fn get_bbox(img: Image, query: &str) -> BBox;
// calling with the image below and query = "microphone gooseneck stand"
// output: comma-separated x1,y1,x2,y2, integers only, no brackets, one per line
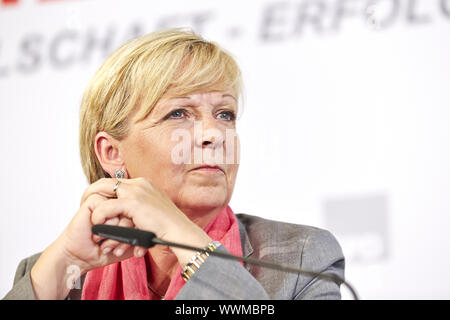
92,224,359,300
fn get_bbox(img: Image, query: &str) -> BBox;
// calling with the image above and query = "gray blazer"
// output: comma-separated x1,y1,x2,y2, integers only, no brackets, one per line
3,213,345,300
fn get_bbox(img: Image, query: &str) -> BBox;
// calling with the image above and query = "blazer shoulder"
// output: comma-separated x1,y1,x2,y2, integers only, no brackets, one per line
236,213,344,272
13,252,42,285
236,213,328,244
235,213,344,299
2,252,42,300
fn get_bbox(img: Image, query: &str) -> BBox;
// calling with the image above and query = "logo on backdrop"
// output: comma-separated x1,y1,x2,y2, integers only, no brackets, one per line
323,193,390,263
1,0,450,78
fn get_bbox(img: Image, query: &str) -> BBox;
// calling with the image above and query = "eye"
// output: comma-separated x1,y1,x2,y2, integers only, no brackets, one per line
217,111,236,121
164,108,188,120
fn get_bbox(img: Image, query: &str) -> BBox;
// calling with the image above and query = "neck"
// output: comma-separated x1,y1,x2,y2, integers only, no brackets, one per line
180,205,225,230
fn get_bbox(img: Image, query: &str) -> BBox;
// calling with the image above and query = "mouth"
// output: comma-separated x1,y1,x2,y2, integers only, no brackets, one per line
189,165,225,174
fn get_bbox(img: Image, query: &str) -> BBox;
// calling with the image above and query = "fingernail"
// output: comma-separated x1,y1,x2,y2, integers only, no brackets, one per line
115,248,124,257
102,248,112,255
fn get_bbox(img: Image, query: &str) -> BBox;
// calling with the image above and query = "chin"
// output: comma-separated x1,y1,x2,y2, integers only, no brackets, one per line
178,187,229,212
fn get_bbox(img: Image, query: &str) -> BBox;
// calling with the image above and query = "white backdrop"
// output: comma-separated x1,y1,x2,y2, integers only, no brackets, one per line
1,0,450,299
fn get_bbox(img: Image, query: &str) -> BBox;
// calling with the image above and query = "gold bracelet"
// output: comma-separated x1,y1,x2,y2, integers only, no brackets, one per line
181,241,221,282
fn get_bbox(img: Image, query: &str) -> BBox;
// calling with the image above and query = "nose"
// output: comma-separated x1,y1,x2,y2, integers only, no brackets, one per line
194,116,225,149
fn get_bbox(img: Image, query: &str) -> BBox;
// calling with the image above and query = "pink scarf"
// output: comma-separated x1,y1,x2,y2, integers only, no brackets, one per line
81,205,243,300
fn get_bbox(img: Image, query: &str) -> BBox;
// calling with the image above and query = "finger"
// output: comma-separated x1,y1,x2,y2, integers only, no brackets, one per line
100,238,123,254
98,243,134,266
79,193,109,230
91,198,132,225
113,218,134,257
101,217,134,256
92,216,120,243
82,193,108,215
80,178,112,206
133,246,148,258
112,243,130,258
80,178,129,205
76,193,108,243
105,217,120,225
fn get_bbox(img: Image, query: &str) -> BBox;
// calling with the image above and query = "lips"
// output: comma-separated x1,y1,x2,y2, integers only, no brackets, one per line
190,165,225,173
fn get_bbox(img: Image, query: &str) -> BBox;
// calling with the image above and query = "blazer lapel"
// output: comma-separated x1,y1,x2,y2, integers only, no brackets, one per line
237,217,254,258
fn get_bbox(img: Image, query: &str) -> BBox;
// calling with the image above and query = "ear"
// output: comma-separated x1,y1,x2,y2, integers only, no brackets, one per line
94,132,128,178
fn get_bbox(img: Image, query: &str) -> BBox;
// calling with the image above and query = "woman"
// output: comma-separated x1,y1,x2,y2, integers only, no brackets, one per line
3,29,345,300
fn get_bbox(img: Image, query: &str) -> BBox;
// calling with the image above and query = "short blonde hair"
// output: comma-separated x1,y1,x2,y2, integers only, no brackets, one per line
79,29,242,183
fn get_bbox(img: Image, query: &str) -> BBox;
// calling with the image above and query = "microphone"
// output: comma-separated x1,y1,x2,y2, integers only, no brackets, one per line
92,224,359,300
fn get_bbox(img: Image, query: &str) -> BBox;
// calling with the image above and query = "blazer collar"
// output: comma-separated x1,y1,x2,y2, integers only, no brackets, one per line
237,217,254,258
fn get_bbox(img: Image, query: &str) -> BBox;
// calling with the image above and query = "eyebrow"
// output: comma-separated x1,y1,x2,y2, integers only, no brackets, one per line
222,94,237,101
173,94,237,101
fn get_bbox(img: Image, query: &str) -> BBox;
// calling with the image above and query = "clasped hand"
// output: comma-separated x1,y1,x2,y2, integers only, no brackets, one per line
60,177,207,275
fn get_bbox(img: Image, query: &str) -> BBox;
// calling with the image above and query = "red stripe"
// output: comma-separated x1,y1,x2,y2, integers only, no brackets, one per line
1,0,19,5
38,0,78,2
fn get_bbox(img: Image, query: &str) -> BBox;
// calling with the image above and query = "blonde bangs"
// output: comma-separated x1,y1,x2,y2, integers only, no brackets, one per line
133,37,242,122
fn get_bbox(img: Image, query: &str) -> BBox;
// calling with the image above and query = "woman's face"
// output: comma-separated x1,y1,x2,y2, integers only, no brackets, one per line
119,89,240,217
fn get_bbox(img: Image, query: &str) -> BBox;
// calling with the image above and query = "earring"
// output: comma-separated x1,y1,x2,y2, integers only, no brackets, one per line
114,169,125,179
